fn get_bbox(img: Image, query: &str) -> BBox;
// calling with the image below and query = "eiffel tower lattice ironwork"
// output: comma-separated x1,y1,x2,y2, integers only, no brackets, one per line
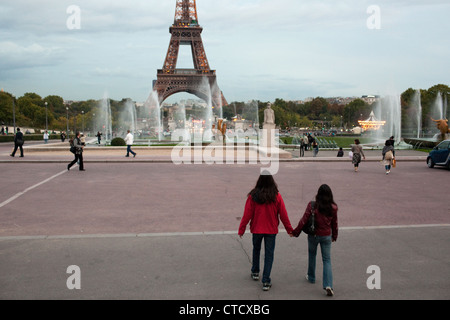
152,0,227,108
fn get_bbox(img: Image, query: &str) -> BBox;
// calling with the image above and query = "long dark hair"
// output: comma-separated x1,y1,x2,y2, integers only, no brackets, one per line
315,184,336,217
248,173,279,204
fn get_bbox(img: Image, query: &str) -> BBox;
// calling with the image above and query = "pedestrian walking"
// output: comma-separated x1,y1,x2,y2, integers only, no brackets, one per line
351,139,365,172
312,139,319,157
238,172,294,291
125,130,136,157
292,184,338,297
382,140,395,174
60,131,66,142
299,136,305,157
10,128,24,157
43,130,49,144
96,131,102,144
307,133,314,151
385,136,395,146
67,131,85,171
302,134,308,151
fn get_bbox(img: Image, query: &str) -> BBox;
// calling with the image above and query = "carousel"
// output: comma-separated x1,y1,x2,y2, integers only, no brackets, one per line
358,111,386,131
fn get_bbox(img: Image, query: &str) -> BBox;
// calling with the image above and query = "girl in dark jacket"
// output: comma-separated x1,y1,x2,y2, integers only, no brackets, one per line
382,140,395,174
293,184,338,296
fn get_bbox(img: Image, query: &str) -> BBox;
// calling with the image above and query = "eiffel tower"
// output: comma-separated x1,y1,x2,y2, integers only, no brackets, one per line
152,0,227,108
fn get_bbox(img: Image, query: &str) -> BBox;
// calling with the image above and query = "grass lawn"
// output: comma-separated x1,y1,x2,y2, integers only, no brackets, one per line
332,136,371,148
281,136,371,148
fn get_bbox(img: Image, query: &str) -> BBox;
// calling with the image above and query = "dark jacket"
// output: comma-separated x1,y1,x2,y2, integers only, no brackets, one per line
293,201,338,241
73,136,83,154
14,131,24,145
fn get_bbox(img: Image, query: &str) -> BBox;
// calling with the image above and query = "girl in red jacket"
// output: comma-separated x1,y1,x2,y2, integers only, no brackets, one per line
238,172,293,291
293,184,338,296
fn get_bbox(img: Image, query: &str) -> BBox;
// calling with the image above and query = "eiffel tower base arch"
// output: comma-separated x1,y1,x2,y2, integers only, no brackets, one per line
152,71,227,109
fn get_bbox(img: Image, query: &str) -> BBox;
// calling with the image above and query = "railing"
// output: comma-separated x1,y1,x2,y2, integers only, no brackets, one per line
157,69,216,75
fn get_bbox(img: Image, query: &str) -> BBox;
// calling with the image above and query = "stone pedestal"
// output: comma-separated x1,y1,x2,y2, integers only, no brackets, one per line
261,123,276,149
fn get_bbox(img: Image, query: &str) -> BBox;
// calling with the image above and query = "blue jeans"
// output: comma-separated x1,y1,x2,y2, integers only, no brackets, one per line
307,235,333,289
127,145,136,156
252,234,276,284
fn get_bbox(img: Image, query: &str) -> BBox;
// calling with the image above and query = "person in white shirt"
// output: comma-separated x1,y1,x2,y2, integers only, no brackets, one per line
43,131,49,144
124,130,136,158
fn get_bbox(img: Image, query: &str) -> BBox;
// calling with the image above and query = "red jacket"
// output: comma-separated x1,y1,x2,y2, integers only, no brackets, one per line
239,193,294,236
293,201,338,241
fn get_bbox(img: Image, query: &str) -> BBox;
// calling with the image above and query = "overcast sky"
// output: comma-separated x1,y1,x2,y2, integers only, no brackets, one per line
0,0,449,103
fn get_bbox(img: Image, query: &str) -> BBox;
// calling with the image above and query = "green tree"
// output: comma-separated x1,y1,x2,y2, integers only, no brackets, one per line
0,91,16,125
343,99,369,127
44,95,65,117
309,97,329,119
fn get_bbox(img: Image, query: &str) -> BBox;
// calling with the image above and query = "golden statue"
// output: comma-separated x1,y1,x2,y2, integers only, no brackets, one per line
431,118,449,140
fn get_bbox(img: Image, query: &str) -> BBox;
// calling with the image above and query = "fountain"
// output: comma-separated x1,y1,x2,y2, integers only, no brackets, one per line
119,99,138,136
411,90,422,139
424,91,448,142
402,91,448,148
96,93,113,143
433,91,444,120
200,77,214,141
145,90,163,141
370,94,407,148
210,79,223,120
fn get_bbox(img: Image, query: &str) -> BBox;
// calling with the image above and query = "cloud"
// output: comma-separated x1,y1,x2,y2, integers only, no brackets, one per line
0,0,172,36
92,67,141,78
0,0,448,102
0,41,65,70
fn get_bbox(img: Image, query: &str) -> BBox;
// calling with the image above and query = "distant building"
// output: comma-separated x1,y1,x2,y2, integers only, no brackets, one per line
361,95,380,105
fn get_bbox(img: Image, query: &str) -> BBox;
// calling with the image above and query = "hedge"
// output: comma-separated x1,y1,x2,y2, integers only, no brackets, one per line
0,134,62,143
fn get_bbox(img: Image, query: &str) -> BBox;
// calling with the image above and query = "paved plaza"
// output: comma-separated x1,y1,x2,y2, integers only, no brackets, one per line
0,141,449,300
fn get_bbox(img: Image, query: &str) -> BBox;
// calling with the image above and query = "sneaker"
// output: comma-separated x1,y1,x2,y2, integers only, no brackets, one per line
262,283,272,291
305,274,314,283
251,273,259,281
325,287,334,296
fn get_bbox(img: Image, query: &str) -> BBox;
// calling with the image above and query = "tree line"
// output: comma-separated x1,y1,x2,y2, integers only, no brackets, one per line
0,83,448,133
223,84,449,131
0,92,139,133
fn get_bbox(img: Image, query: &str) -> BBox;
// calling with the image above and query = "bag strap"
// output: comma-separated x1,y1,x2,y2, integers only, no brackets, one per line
310,201,315,213
310,201,316,232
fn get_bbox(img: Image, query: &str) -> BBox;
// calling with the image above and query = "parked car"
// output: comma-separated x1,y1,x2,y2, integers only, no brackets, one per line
427,139,450,169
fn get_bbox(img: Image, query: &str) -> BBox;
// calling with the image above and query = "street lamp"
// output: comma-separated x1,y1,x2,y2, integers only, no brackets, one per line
45,101,48,131
82,110,85,133
12,98,16,134
66,107,69,135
